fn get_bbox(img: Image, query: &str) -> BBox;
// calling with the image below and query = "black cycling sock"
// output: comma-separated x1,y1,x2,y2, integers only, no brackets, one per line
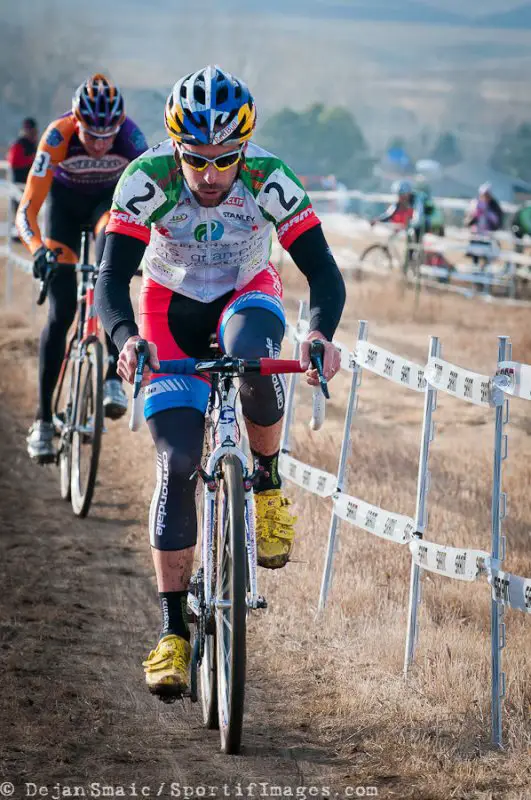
159,590,190,642
252,449,282,493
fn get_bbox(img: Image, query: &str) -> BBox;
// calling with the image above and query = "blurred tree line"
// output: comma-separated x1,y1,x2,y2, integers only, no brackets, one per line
257,103,373,185
490,123,531,183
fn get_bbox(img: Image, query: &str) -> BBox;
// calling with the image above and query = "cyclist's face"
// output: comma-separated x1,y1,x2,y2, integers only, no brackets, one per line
78,127,117,157
176,142,243,207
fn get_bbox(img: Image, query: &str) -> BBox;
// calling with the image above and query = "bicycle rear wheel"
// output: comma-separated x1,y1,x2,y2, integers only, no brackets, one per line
216,454,247,754
70,338,104,517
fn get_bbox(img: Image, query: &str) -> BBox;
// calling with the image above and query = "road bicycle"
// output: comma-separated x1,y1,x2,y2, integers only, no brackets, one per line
130,339,328,754
41,226,104,517
359,224,409,273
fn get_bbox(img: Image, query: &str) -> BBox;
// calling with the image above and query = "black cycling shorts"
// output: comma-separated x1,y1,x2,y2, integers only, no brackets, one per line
44,180,115,256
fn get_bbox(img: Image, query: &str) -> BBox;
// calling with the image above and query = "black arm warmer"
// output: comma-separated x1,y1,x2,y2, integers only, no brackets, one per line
287,224,346,340
95,232,146,351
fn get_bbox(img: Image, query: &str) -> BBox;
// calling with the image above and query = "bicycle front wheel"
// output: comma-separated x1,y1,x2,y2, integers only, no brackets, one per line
198,429,219,729
70,338,104,517
216,454,247,754
54,339,77,502
359,244,393,272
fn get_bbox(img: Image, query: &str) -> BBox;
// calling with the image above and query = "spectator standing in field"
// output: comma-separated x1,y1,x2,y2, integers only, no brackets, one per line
465,183,504,270
465,182,503,234
7,117,39,238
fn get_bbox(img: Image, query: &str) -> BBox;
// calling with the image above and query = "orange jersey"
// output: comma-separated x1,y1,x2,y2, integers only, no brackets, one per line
16,113,146,255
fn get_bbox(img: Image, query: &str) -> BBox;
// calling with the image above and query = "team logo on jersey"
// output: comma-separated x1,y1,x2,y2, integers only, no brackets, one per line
222,211,255,224
129,128,148,152
46,128,64,147
194,221,224,242
224,196,244,208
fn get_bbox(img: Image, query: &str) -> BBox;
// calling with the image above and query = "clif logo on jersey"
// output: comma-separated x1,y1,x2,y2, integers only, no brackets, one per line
224,196,244,208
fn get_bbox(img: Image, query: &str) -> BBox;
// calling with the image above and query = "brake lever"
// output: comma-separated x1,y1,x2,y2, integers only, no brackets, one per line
133,339,150,399
36,251,59,306
309,339,330,399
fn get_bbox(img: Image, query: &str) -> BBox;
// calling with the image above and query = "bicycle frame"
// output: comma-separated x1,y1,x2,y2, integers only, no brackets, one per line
198,372,261,623
53,232,100,425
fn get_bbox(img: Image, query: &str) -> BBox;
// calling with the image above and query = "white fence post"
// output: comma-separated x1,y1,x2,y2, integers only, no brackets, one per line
404,336,440,675
318,319,367,612
5,179,14,306
280,300,308,456
490,335,511,749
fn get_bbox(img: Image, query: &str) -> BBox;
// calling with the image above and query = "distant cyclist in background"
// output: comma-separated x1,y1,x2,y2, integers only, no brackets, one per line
7,117,38,237
16,74,148,462
511,200,531,253
370,179,413,228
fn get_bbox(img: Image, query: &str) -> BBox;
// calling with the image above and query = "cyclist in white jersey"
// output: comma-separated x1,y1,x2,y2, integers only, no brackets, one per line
96,66,345,697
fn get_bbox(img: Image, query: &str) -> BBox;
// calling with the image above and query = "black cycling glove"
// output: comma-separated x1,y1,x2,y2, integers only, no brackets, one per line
33,246,57,280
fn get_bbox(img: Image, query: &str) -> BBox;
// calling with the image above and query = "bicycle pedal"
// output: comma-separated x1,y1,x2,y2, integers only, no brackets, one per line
256,595,268,609
150,685,186,704
31,453,56,466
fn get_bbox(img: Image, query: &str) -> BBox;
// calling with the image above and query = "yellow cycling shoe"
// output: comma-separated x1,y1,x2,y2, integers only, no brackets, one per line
142,634,191,698
254,489,297,569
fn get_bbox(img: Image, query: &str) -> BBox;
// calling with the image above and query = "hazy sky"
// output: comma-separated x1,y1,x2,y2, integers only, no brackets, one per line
0,0,528,25
422,0,524,13
2,0,530,156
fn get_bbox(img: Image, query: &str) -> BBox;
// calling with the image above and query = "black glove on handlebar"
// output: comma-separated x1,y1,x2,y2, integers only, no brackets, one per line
33,246,57,280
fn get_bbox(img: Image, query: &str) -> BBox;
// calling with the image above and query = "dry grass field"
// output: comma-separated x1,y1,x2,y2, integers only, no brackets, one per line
0,232,530,798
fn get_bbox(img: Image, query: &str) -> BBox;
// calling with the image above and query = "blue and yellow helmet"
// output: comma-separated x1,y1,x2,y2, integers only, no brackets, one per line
165,65,256,146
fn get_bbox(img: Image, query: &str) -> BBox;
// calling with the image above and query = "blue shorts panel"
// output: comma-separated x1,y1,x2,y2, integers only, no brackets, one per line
144,374,210,420
218,291,286,352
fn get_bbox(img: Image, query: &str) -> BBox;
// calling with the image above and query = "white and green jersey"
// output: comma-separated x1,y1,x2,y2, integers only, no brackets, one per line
107,140,320,302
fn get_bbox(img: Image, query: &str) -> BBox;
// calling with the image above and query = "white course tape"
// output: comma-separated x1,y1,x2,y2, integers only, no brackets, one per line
426,357,497,407
285,321,353,374
279,453,337,497
333,491,416,544
354,339,426,392
420,265,511,288
0,244,33,275
495,361,531,402
410,539,489,582
0,179,24,200
488,569,531,614
334,339,354,372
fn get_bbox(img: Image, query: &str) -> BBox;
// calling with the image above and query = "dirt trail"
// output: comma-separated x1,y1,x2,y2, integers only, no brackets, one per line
1,247,531,799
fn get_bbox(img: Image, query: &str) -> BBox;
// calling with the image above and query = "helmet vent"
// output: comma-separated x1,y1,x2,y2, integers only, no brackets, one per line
194,86,206,105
